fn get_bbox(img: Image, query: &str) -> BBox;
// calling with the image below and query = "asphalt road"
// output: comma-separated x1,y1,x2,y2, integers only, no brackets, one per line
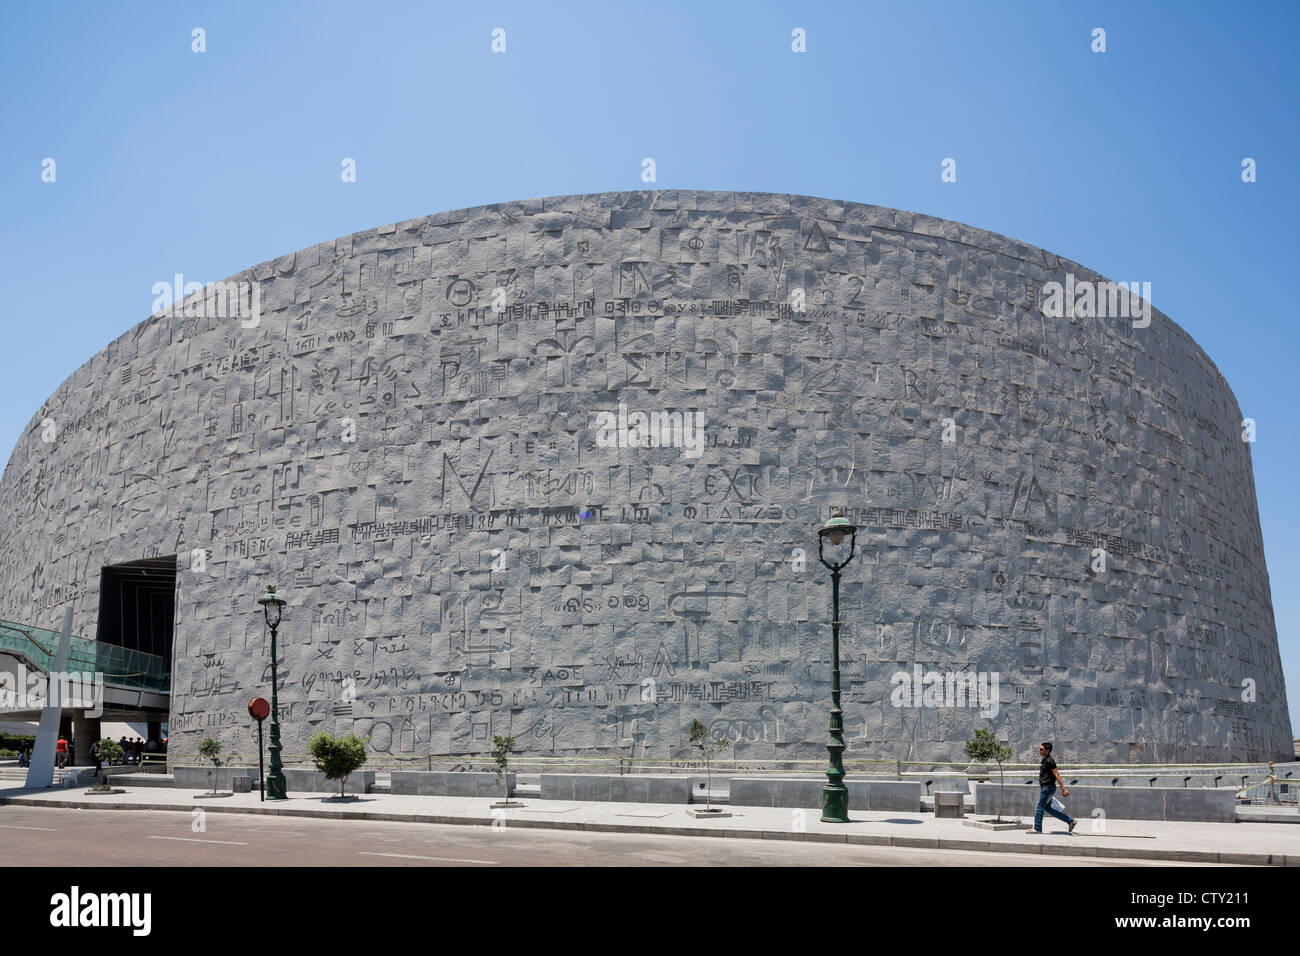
0,805,1217,866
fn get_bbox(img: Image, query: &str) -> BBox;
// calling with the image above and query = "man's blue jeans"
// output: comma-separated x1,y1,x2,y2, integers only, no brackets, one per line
1034,784,1075,831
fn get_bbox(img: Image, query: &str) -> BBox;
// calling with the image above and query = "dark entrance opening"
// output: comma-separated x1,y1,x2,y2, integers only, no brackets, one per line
95,557,177,670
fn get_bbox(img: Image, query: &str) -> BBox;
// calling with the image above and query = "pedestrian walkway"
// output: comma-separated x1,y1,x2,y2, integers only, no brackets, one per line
2,783,1296,865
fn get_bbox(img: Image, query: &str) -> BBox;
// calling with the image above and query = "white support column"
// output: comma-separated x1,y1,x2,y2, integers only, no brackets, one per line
24,607,72,789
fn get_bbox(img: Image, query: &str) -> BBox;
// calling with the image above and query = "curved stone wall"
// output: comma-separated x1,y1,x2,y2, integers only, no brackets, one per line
0,191,1289,764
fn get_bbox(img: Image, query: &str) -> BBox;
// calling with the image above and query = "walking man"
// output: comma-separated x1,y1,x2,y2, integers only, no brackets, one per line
1028,742,1077,834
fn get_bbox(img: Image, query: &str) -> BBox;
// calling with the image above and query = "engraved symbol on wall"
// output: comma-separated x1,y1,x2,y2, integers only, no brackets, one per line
727,265,746,294
338,262,379,318
447,278,476,308
1009,473,1057,523
802,360,848,395
271,464,303,512
535,328,594,389
440,336,488,394
698,328,740,388
618,263,651,297
803,444,860,501
709,706,780,746
945,277,1001,320
441,594,511,668
572,264,596,299
668,583,746,666
803,221,831,252
739,231,788,291
440,450,495,508
365,716,417,754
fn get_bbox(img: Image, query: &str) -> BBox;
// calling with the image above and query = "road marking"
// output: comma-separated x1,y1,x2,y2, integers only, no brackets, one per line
148,836,249,846
0,824,58,831
358,851,497,865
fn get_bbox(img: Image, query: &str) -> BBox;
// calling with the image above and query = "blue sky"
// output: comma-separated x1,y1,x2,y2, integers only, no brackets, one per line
1,1,1296,734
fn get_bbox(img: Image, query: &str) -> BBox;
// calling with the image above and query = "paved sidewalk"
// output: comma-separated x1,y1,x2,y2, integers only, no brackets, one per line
2,784,1296,865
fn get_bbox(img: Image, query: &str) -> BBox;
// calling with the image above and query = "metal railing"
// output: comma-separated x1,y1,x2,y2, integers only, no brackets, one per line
1235,771,1299,806
154,752,1297,781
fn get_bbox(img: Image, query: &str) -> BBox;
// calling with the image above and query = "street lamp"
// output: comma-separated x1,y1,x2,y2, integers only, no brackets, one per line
817,507,858,823
257,584,288,800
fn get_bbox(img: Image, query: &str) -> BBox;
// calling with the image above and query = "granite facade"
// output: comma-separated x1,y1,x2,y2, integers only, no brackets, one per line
0,191,1288,765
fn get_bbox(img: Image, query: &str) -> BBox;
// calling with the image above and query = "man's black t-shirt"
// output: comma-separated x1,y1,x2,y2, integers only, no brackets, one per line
1039,755,1057,786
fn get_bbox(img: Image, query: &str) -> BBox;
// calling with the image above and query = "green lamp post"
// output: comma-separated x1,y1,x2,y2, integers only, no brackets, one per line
817,507,858,823
258,584,289,800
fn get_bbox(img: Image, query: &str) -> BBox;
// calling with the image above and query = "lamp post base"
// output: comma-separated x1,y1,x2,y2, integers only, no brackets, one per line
265,775,287,800
821,784,849,823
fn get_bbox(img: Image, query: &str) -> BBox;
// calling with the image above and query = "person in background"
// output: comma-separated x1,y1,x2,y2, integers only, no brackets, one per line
55,735,68,768
118,736,129,766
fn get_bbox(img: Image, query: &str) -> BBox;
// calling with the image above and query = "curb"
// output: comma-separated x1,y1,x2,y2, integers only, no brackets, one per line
4,794,1292,865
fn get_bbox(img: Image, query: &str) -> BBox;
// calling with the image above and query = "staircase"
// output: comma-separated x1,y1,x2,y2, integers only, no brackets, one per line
0,763,98,789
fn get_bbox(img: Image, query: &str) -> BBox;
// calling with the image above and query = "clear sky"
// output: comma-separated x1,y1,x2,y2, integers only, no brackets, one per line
1,1,1296,735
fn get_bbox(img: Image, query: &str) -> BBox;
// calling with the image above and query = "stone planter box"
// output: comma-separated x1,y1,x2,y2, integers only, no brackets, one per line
283,767,374,795
109,773,174,788
729,777,922,811
972,783,1236,822
390,770,513,798
540,774,693,804
173,766,259,791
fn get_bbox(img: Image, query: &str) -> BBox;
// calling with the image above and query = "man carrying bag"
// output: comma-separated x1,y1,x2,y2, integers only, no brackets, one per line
1027,742,1077,834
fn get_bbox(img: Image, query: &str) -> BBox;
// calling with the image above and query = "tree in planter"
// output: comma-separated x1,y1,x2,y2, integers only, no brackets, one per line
87,739,125,791
491,734,518,805
96,738,124,767
687,719,730,812
198,738,223,794
308,731,367,798
964,728,1014,823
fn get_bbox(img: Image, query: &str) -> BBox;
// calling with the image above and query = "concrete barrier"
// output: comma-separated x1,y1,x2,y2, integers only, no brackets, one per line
729,777,922,811
972,783,1236,822
934,791,964,818
174,765,374,794
283,767,374,795
173,766,259,791
390,771,513,798
110,773,174,788
540,774,693,804
175,764,374,790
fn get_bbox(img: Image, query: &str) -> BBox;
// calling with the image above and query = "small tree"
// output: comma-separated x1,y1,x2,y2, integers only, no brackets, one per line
491,734,517,803
687,719,730,811
308,731,367,798
965,728,1014,823
97,738,124,767
198,738,223,794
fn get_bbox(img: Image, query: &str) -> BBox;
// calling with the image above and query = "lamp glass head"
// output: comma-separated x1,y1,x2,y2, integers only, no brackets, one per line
818,510,856,546
258,584,285,625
